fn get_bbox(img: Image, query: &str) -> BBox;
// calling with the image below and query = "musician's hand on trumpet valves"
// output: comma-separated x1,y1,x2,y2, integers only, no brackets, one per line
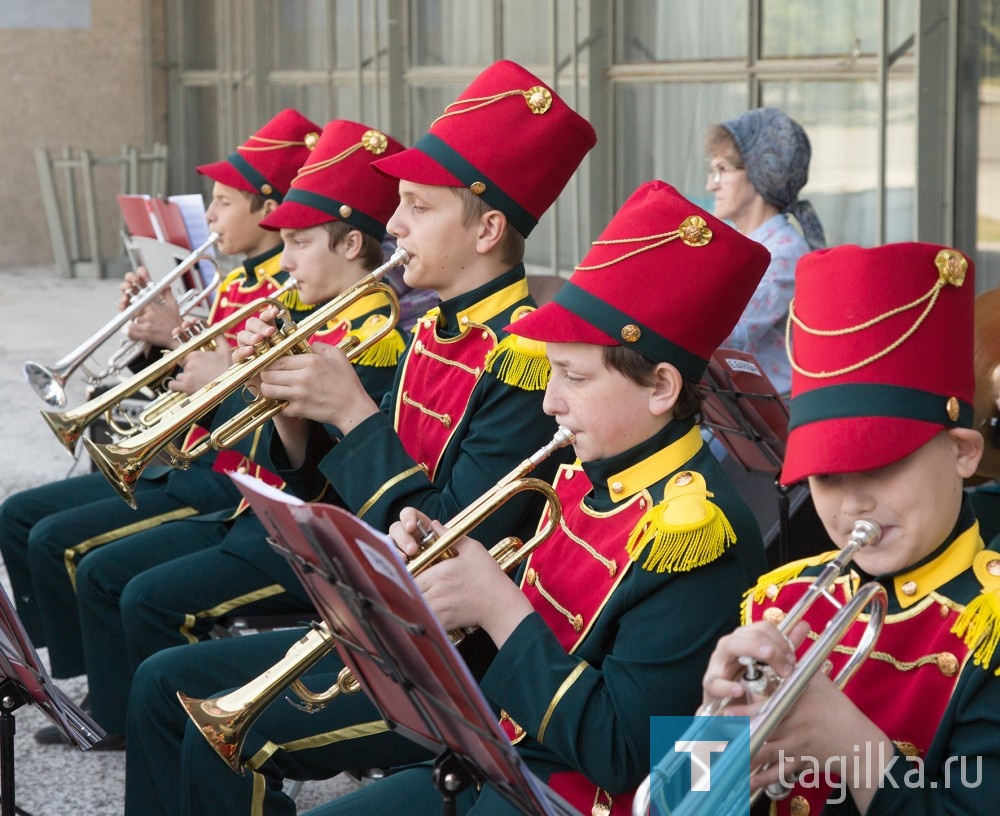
167,341,234,395
118,265,185,350
390,508,534,649
700,618,894,811
233,306,381,463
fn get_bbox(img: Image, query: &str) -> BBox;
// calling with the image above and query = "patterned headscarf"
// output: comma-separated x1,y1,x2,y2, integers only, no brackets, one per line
722,107,826,250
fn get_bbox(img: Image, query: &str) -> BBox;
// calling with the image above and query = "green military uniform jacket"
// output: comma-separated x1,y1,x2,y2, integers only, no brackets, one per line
476,418,767,815
744,497,1000,816
273,264,572,550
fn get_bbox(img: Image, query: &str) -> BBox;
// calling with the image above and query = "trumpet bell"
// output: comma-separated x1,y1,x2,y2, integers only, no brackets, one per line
23,361,68,408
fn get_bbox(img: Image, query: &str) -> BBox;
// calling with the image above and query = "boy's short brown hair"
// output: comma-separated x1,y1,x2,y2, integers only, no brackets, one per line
602,345,703,423
452,187,526,267
321,221,386,272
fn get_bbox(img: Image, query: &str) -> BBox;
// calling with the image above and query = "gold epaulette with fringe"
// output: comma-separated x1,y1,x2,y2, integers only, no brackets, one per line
484,306,550,391
346,314,405,368
951,549,1000,675
740,550,840,624
276,284,315,314
624,471,736,573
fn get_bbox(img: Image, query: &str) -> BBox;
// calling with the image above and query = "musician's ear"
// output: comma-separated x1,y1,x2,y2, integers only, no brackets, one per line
649,363,682,417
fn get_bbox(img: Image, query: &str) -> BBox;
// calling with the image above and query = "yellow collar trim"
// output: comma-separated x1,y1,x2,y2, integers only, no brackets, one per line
605,425,704,504
454,278,530,328
253,251,283,278
893,523,983,608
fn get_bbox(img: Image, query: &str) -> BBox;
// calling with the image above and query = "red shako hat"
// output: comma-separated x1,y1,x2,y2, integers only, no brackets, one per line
258,120,404,239
508,180,770,382
780,242,974,485
196,108,322,202
371,60,596,238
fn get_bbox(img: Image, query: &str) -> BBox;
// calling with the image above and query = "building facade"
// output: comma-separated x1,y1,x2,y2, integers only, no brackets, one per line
1,0,997,289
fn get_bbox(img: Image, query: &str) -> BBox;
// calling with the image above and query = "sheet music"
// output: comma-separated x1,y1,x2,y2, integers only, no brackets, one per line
168,193,217,286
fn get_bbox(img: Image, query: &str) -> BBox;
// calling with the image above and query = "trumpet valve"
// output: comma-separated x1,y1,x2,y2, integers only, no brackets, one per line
739,655,779,698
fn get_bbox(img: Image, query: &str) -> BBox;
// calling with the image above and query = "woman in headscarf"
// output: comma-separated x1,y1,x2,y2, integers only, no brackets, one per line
705,107,825,397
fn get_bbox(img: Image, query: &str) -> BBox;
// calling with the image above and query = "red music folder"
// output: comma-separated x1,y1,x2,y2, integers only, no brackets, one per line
229,472,578,816
116,194,192,249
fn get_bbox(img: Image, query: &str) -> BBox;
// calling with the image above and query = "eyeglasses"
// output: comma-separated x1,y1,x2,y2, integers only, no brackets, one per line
707,165,744,186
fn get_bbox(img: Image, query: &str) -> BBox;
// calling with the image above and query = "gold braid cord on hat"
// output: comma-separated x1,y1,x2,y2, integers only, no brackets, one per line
573,216,713,272
239,132,321,153
429,85,553,130
785,249,967,379
294,130,389,180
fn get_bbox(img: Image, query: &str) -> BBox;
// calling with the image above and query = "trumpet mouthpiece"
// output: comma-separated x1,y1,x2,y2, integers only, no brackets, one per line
851,519,881,548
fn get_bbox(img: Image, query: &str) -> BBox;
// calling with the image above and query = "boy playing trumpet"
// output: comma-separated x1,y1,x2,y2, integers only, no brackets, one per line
700,243,1000,814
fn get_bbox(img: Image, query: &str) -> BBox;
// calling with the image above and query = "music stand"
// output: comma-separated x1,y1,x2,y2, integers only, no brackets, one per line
231,473,578,816
0,585,105,816
700,348,794,565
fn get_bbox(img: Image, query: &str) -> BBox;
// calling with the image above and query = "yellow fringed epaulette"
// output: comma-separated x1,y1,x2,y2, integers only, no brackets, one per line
951,550,1000,675
739,550,840,624
485,333,550,391
624,471,735,573
485,307,550,391
271,281,315,313
346,314,405,368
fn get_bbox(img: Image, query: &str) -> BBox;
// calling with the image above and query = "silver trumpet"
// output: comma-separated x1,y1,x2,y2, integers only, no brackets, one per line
633,519,888,816
23,232,221,408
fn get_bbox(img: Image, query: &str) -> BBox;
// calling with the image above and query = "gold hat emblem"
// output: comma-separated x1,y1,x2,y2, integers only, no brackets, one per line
260,183,273,196
339,204,353,219
621,324,641,343
524,86,552,115
361,129,388,155
469,181,486,196
935,249,967,287
304,131,320,150
679,215,712,247
946,396,960,422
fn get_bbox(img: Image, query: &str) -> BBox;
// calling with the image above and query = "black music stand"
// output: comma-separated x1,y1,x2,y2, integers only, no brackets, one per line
0,585,105,816
700,348,794,565
231,473,579,816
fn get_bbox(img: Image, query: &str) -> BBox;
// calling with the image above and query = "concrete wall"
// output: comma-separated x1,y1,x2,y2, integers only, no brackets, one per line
0,0,164,273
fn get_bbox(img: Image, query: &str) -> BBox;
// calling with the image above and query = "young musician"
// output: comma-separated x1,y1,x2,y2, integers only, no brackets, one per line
0,110,321,749
292,180,770,815
700,242,1000,814
65,119,408,748
122,59,596,815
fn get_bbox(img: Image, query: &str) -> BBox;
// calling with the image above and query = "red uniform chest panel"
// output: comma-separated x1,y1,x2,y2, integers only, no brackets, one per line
503,463,641,816
521,464,642,653
393,319,494,479
209,277,286,343
751,580,971,814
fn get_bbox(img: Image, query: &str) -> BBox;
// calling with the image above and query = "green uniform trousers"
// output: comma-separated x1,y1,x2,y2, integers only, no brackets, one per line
0,469,240,676
125,628,433,816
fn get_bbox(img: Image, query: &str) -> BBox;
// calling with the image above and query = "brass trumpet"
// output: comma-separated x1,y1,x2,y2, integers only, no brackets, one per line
83,248,409,508
632,519,888,816
24,233,221,408
177,427,575,774
38,278,297,456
